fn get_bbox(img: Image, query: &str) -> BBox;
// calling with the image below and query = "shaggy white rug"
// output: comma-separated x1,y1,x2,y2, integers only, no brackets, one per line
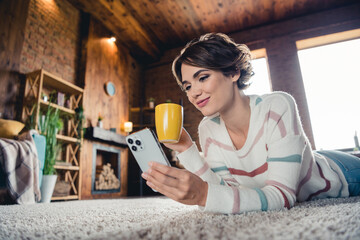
0,196,360,240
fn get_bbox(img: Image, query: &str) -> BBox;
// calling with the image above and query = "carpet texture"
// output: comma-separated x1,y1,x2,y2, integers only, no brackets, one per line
1,196,360,239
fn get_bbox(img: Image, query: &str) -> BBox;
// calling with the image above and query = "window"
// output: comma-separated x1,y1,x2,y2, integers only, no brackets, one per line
244,49,272,95
297,37,360,150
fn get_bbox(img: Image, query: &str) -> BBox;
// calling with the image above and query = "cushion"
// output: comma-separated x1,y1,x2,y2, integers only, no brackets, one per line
32,133,46,187
0,119,25,139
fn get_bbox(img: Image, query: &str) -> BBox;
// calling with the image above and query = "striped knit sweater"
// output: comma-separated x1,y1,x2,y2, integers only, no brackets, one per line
177,92,348,214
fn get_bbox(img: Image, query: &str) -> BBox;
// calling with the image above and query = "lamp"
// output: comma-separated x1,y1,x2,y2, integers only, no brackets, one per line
109,36,116,42
124,121,133,133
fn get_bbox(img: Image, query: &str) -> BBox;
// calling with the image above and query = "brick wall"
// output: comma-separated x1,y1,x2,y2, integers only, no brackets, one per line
20,0,81,84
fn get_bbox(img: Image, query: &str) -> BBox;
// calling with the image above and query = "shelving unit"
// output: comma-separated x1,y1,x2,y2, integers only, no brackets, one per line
22,69,83,201
130,107,155,129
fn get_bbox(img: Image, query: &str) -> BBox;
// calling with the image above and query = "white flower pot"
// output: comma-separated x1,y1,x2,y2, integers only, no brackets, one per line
97,121,103,128
40,175,58,203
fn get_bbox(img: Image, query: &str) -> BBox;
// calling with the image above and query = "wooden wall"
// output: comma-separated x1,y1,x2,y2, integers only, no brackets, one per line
0,0,30,119
144,3,360,150
79,17,143,199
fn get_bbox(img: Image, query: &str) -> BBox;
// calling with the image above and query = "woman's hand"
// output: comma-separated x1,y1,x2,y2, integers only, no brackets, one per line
163,127,193,153
141,162,208,206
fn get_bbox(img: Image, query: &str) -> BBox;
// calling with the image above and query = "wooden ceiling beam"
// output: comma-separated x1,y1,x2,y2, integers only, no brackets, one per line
68,0,160,61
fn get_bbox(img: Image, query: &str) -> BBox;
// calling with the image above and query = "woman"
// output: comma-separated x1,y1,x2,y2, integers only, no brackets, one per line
141,33,360,214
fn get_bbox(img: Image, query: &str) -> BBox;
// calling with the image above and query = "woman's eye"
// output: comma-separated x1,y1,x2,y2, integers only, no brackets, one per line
185,85,191,91
199,75,209,82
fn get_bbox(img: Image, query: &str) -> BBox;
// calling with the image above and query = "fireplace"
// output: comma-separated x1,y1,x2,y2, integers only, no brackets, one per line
91,144,121,194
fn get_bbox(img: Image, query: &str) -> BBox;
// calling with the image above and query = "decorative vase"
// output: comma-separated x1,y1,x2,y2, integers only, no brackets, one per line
40,175,58,203
97,120,103,128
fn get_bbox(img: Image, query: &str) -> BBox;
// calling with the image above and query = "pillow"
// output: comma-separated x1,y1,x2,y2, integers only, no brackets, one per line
0,119,25,139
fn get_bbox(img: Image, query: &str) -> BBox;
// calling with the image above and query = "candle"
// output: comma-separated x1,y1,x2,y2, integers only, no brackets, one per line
124,122,133,133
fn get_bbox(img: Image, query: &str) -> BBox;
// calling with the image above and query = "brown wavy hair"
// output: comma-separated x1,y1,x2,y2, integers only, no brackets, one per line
172,33,253,91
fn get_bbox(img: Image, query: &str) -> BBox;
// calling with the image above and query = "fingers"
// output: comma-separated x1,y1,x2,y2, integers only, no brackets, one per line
142,168,178,187
179,127,194,148
142,164,208,206
142,164,187,197
142,168,184,201
163,128,193,153
143,172,180,200
148,161,184,179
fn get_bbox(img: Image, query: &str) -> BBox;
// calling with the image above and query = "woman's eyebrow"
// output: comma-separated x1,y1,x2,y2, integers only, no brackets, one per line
193,69,208,79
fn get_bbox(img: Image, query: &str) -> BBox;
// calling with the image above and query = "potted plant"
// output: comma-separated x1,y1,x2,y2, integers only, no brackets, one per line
97,114,103,128
148,97,155,108
38,104,63,203
75,106,85,145
41,93,49,102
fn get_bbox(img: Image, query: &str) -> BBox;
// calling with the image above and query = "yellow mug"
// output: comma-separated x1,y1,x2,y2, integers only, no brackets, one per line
155,103,183,143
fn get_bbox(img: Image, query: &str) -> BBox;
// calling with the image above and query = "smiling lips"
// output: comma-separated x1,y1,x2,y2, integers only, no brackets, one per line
196,97,210,108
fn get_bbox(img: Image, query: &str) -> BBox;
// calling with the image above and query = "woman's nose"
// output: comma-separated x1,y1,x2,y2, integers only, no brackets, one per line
190,84,202,98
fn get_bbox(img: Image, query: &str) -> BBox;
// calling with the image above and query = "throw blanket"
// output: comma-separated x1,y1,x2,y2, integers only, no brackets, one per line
0,131,41,204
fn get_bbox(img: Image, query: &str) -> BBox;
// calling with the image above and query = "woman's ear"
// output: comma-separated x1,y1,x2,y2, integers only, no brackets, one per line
231,72,241,83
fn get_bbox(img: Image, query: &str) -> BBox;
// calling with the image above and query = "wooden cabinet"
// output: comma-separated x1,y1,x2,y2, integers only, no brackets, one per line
22,69,83,201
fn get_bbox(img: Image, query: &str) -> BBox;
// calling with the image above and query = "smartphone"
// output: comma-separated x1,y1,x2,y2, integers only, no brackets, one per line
126,128,171,173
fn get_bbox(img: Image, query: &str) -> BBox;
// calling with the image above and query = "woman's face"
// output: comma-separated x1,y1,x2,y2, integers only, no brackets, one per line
181,63,238,116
